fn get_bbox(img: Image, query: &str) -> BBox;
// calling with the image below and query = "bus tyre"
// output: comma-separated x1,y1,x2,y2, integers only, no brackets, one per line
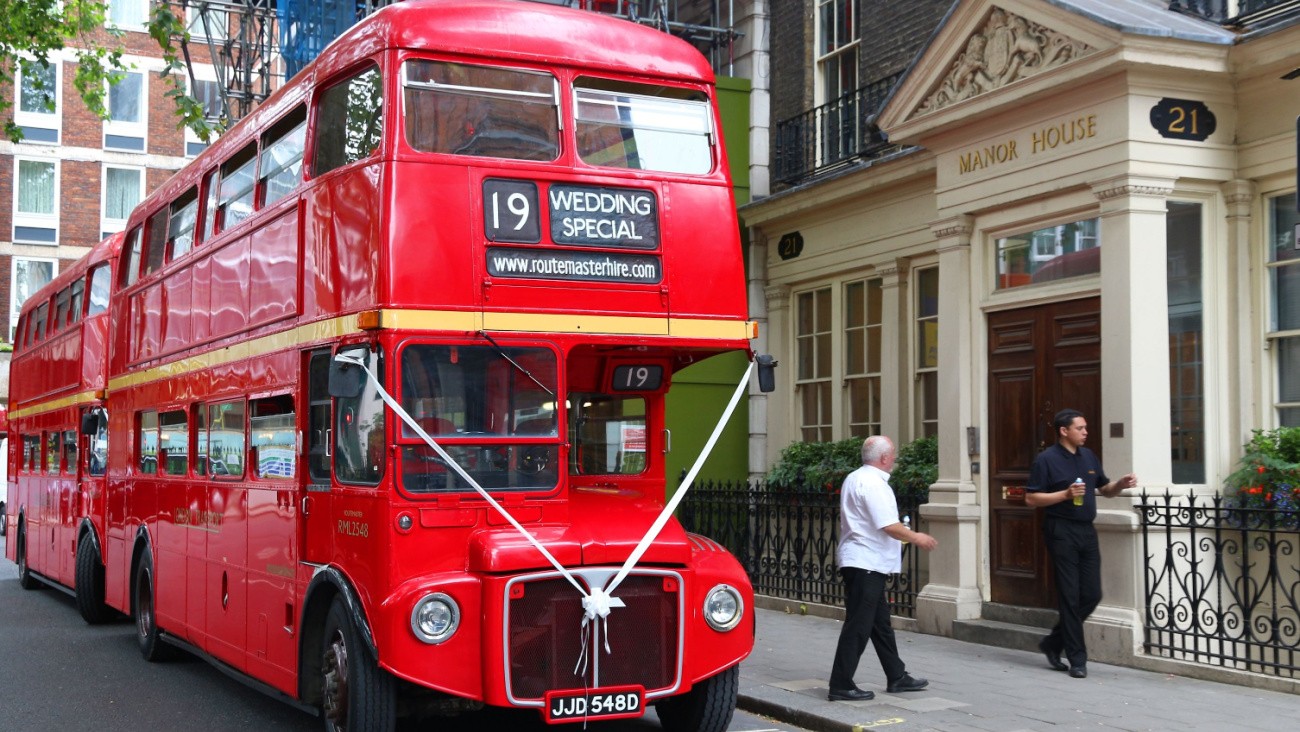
75,536,113,624
321,597,396,732
133,553,178,662
16,523,40,591
654,665,739,732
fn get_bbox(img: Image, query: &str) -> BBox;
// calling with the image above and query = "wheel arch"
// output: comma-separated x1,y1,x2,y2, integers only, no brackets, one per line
298,565,378,705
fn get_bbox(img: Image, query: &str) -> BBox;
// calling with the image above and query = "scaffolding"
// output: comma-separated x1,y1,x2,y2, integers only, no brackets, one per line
175,0,741,126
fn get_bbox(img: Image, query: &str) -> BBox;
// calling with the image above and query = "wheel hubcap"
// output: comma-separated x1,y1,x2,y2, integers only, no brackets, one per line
322,630,349,729
137,569,152,639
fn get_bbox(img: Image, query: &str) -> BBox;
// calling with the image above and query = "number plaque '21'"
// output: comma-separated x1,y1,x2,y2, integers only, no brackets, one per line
1149,98,1216,142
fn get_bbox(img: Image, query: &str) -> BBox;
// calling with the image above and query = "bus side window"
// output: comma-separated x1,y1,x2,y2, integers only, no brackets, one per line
68,277,84,325
87,264,111,316
137,411,158,474
120,226,143,288
168,188,199,262
144,207,168,276
45,431,60,474
207,401,246,479
200,168,219,242
159,410,188,476
218,147,257,232
62,430,77,475
260,108,306,207
314,65,383,176
250,395,295,480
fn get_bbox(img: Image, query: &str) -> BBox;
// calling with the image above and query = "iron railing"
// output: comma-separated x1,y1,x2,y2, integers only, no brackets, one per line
677,479,926,617
1137,491,1300,679
1168,0,1300,23
773,74,901,186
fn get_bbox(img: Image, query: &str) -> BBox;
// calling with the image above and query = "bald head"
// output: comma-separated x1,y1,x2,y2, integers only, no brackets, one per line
861,436,895,468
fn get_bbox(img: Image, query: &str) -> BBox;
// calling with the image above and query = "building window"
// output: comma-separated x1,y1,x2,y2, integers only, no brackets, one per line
102,166,144,236
996,218,1100,289
10,258,57,341
105,70,146,151
1167,202,1204,483
796,287,833,441
15,58,60,143
816,0,859,104
844,278,882,437
915,267,939,438
187,5,229,42
186,75,224,157
1268,193,1300,426
14,157,58,244
107,0,150,30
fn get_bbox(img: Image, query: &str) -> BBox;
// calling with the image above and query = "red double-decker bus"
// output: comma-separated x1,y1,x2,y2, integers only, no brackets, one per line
5,1,767,729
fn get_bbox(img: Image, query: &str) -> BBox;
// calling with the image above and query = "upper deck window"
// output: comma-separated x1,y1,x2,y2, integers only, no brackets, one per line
219,147,257,232
260,108,307,207
402,60,558,161
314,65,383,176
574,78,713,175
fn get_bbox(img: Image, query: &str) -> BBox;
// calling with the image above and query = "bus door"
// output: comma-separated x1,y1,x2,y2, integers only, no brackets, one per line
79,408,108,541
303,350,335,566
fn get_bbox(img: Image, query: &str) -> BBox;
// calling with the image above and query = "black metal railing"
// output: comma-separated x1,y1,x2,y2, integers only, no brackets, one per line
1168,0,1299,23
1137,491,1300,679
678,479,926,617
773,74,901,186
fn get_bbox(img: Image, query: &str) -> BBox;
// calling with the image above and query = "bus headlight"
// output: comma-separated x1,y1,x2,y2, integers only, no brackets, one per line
411,592,460,644
703,584,743,632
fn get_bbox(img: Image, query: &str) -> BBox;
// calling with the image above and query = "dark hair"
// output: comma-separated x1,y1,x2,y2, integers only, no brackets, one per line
1053,408,1084,432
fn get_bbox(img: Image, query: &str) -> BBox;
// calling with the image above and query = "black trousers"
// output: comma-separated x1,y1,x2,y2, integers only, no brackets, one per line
1042,516,1102,667
829,567,906,690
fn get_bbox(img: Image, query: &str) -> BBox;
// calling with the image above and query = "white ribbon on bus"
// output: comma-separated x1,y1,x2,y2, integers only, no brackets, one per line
335,353,754,673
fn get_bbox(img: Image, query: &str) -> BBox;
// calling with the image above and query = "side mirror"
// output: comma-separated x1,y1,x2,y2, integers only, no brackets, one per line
329,348,368,399
756,354,777,393
81,408,105,436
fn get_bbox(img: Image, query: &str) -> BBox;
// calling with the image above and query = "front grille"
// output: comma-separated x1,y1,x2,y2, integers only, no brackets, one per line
506,571,680,701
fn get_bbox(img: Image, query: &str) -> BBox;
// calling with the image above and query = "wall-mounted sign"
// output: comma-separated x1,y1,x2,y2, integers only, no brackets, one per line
777,232,803,261
1150,98,1216,141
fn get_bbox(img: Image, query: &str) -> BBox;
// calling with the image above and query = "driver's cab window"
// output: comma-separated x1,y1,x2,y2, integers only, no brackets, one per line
334,346,385,485
570,395,647,475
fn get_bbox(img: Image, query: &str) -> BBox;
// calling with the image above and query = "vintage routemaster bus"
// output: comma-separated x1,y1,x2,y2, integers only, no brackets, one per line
5,1,765,729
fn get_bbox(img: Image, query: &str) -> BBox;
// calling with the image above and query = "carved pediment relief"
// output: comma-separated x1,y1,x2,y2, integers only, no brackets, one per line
912,6,1096,118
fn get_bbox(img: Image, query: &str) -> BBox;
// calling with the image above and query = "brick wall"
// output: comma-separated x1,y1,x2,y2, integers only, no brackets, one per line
860,0,954,83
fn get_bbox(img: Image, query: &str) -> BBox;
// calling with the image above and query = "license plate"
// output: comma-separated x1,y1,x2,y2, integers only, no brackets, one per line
544,685,644,723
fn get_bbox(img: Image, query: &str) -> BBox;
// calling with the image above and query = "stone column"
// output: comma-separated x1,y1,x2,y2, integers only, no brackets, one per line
915,215,982,635
1086,174,1174,663
755,283,790,480
1222,179,1257,447
877,264,903,437
747,229,772,480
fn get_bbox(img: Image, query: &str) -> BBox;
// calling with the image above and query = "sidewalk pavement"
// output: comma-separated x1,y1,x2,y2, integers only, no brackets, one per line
737,607,1299,732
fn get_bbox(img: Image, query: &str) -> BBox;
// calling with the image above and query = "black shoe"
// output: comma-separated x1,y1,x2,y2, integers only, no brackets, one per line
885,674,928,693
827,687,875,701
1069,665,1087,679
1038,637,1068,672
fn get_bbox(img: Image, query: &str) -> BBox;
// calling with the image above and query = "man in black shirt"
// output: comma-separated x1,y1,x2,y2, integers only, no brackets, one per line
1025,408,1137,679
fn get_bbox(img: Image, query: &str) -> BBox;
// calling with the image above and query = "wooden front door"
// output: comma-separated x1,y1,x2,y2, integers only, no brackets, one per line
987,297,1101,607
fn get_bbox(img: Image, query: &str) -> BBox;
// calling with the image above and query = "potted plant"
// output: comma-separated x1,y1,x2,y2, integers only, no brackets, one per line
1222,427,1300,529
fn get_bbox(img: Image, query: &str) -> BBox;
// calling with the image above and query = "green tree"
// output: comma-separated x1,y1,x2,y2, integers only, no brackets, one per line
1,0,218,143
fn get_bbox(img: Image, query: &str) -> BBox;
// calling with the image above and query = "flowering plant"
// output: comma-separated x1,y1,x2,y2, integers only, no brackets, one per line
1223,427,1300,525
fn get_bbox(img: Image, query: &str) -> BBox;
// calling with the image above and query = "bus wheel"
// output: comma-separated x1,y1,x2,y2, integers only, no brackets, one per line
654,665,739,732
133,553,177,661
16,522,40,591
75,536,113,624
321,596,395,732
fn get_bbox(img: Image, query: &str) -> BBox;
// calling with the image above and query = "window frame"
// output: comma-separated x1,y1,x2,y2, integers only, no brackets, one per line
101,165,146,237
794,286,834,442
13,155,60,245
10,256,58,342
913,265,939,439
814,0,860,106
14,56,61,142
1266,192,1300,426
103,69,148,152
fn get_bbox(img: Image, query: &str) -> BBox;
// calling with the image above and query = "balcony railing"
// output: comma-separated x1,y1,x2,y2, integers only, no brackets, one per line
1168,0,1300,23
773,74,901,186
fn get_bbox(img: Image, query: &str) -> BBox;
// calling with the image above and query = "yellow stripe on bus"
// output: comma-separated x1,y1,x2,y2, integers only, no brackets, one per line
11,310,754,411
8,390,102,420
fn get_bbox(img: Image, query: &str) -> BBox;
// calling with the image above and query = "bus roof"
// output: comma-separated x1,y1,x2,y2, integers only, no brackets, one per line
330,0,716,84
130,0,717,234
